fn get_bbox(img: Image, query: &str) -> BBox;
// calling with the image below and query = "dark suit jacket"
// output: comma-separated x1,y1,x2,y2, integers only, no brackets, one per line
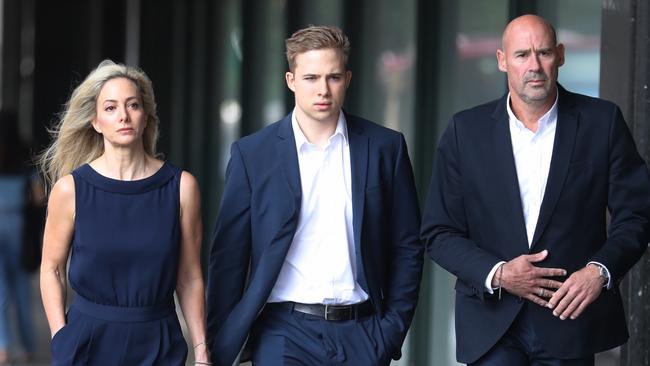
421,85,650,363
207,112,424,365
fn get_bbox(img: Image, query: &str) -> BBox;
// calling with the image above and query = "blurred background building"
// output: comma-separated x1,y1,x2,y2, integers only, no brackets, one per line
0,0,648,364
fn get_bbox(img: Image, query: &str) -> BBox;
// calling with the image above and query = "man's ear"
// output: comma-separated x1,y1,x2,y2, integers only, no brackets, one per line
496,49,507,72
345,70,352,88
556,43,566,67
286,71,296,92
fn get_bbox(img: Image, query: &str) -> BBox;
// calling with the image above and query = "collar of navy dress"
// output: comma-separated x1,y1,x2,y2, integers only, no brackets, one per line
74,162,177,194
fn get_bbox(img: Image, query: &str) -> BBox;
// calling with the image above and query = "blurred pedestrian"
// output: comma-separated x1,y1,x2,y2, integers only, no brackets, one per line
0,110,37,364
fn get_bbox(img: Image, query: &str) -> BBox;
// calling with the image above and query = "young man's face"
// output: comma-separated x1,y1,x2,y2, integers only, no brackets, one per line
285,48,352,126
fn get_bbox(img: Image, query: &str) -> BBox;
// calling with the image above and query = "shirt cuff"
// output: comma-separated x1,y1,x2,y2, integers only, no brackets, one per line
588,261,612,289
485,261,507,294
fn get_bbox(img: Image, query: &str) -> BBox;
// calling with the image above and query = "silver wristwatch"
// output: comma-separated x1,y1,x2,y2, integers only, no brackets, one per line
590,263,610,286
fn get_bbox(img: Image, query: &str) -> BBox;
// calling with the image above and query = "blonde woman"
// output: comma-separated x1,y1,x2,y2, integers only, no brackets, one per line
40,60,210,365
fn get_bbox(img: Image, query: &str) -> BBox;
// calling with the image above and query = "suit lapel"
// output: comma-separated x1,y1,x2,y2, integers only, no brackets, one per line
346,114,370,292
531,88,578,247
491,97,529,249
276,114,302,206
347,115,369,252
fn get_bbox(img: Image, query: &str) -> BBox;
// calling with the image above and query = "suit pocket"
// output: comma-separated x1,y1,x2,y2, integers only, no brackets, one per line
365,181,386,196
565,160,596,190
365,182,387,212
454,280,478,297
568,160,588,173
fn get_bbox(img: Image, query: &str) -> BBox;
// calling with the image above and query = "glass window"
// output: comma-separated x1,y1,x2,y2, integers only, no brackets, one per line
435,0,509,136
537,0,601,97
348,2,417,364
424,2,509,365
349,0,417,148
294,0,343,25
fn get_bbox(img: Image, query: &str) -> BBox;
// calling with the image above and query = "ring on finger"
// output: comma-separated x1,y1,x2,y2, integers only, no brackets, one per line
539,288,544,297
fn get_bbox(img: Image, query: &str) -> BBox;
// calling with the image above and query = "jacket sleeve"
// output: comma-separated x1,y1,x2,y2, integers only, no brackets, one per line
421,118,503,299
590,106,650,282
380,134,425,359
206,141,252,363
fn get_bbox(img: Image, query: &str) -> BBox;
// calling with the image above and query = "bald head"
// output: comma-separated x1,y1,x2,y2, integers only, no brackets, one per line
502,15,557,51
496,14,564,115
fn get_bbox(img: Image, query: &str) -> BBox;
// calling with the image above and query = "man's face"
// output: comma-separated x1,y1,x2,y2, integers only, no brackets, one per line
497,17,565,106
285,48,351,126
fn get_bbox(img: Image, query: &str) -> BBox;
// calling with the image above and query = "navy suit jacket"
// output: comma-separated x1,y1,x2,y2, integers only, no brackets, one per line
207,112,424,365
421,86,650,363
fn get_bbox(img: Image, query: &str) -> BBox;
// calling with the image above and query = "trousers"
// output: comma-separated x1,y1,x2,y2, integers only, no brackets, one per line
250,303,392,366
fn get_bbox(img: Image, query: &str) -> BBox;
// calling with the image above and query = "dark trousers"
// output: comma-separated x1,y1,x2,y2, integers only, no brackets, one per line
249,304,391,366
470,304,594,366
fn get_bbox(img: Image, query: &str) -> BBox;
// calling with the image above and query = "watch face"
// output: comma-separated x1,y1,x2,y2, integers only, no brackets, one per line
597,265,609,280
592,264,607,278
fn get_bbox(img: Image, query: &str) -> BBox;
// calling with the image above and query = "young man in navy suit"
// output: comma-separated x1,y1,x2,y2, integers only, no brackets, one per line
422,14,650,366
207,25,423,365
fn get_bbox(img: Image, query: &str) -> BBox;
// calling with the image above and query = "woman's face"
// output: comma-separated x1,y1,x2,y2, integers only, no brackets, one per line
92,77,147,148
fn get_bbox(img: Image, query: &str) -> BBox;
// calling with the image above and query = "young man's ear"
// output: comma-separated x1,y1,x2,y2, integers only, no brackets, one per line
345,70,352,88
286,72,296,92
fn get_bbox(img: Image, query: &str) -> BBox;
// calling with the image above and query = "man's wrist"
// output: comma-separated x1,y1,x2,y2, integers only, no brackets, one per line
486,261,507,293
587,263,609,288
491,263,504,288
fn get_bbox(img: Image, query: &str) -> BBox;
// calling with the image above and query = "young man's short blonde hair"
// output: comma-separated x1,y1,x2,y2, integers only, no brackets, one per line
285,25,350,72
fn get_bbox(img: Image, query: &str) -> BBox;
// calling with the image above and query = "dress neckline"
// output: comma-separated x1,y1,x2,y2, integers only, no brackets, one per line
74,162,177,194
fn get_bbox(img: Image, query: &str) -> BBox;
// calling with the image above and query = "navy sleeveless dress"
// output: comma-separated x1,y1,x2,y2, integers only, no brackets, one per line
50,162,188,365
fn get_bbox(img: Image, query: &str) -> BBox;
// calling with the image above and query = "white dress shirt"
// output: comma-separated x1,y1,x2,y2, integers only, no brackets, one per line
267,110,368,305
510,94,558,247
485,92,610,292
484,93,557,292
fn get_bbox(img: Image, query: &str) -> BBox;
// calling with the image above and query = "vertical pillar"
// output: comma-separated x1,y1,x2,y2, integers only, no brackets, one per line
239,0,287,136
1,0,21,112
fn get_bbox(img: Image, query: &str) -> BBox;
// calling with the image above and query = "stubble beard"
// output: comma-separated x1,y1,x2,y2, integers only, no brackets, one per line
519,85,552,107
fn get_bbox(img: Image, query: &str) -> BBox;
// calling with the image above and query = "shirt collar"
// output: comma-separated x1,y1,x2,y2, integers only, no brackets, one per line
506,89,559,134
291,108,349,151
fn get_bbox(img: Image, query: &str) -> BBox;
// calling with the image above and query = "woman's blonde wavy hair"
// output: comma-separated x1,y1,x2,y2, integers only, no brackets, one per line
39,59,159,189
